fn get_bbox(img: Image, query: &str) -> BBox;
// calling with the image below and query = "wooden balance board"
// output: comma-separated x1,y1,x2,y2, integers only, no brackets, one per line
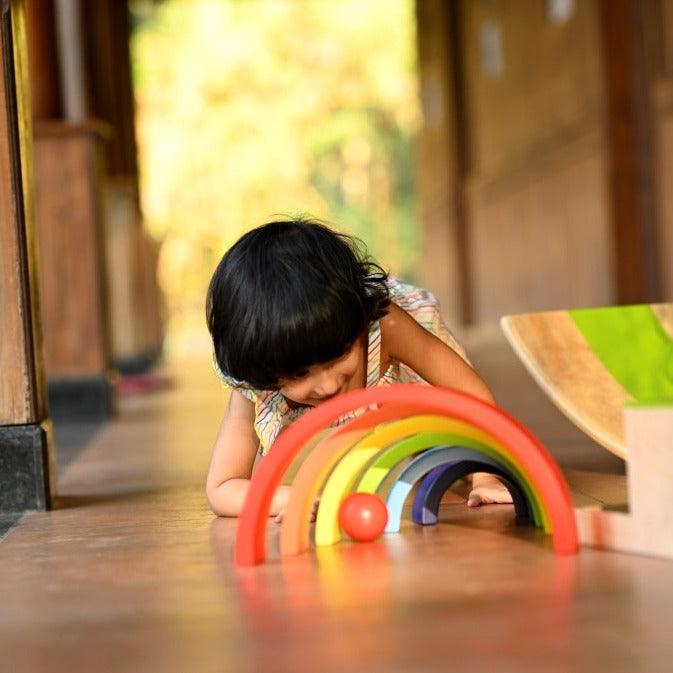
501,304,673,459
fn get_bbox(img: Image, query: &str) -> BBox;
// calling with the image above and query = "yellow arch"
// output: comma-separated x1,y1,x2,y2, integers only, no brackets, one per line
314,415,440,546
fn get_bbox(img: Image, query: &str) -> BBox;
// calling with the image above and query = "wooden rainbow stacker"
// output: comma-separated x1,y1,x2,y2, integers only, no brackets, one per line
235,385,579,566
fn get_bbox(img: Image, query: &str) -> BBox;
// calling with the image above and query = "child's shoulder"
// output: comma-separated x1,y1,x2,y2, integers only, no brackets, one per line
213,357,261,401
385,277,440,312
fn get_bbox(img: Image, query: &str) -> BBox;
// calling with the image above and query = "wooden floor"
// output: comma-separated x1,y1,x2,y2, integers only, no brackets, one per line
2,330,673,673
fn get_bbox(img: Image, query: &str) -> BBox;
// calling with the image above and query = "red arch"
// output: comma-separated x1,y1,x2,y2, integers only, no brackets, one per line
235,385,578,565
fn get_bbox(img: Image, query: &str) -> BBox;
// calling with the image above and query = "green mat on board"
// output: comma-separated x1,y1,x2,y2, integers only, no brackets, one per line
570,305,673,404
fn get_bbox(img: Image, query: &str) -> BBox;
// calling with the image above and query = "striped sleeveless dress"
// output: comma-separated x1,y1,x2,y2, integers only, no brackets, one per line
215,278,468,455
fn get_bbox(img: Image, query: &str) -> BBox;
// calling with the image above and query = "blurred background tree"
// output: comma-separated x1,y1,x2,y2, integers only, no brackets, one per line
131,0,421,347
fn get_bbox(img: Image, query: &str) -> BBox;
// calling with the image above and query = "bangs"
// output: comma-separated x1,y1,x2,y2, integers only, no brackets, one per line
207,217,390,390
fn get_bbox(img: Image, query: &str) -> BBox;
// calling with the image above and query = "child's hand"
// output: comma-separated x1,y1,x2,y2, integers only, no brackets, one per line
274,496,320,524
467,473,513,507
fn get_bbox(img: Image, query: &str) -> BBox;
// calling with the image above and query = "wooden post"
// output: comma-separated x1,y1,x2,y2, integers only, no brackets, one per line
601,0,662,303
80,0,165,371
54,0,86,122
0,0,54,512
80,0,138,179
23,0,116,420
33,120,116,420
23,0,61,120
415,0,471,326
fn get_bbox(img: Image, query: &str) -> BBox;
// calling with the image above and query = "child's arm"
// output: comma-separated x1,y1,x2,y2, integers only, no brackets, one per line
381,303,511,506
380,303,494,403
206,390,291,516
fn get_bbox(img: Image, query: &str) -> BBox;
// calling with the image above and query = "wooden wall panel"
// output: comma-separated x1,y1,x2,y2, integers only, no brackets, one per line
458,0,613,322
469,144,614,322
461,0,604,182
33,123,111,378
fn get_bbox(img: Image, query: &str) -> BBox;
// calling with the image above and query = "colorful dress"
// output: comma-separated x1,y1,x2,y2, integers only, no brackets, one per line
215,278,468,455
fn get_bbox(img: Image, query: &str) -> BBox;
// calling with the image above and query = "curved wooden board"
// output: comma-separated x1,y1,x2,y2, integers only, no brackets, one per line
501,311,630,458
502,303,673,460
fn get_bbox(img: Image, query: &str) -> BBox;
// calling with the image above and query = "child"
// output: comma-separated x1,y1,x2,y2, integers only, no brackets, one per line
205,217,512,519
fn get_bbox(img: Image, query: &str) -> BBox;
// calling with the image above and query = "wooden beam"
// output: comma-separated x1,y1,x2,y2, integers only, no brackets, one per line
601,0,661,303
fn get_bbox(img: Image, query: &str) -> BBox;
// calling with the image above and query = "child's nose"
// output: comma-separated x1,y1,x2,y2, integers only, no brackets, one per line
315,371,341,397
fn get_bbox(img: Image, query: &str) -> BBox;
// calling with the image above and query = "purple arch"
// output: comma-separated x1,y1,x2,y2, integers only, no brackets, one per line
412,460,529,525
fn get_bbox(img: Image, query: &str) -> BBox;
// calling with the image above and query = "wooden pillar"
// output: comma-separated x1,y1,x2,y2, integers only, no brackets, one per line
33,121,115,420
54,0,86,122
80,0,137,179
415,0,471,326
81,0,165,372
0,0,54,512
601,0,662,303
23,0,60,119
22,0,116,420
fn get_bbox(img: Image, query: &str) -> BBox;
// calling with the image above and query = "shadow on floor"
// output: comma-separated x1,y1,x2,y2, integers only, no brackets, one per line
54,419,106,472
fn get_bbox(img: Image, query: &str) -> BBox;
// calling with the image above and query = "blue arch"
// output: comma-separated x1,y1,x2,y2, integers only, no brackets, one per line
385,446,531,533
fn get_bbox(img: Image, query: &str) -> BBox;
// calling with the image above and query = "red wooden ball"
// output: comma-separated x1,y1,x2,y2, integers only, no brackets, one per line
338,493,388,542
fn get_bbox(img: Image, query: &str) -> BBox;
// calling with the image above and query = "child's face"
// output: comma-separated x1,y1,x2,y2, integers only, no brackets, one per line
278,339,362,407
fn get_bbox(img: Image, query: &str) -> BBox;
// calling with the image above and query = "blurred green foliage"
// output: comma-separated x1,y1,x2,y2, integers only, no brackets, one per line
131,0,421,330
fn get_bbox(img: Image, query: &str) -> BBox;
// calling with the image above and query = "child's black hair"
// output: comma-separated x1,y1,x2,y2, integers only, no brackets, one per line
206,216,390,390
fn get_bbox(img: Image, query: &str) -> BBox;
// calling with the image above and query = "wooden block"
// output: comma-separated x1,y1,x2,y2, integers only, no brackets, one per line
576,406,673,560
